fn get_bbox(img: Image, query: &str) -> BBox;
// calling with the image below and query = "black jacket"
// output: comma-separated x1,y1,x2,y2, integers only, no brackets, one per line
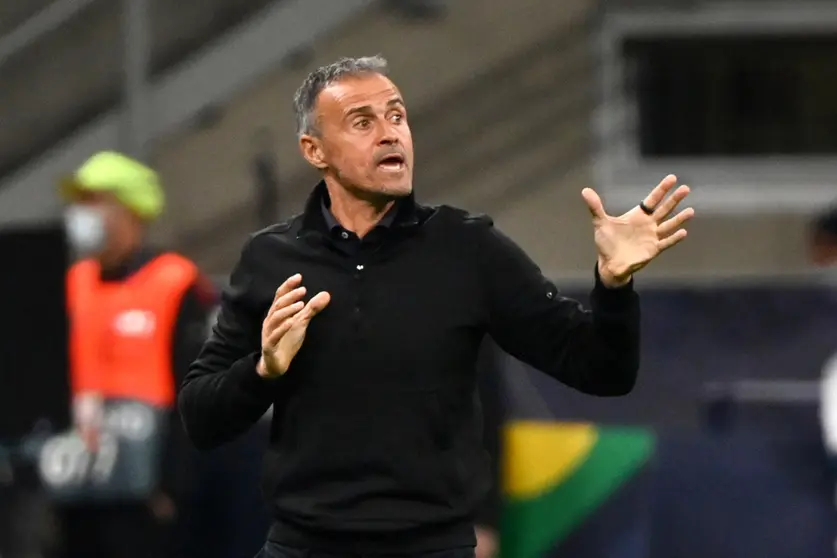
179,182,640,553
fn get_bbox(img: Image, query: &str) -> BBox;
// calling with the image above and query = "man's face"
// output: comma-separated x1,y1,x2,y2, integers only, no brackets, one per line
300,73,414,199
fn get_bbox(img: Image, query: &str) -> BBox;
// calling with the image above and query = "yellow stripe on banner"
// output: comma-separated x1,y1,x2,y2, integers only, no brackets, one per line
503,421,598,500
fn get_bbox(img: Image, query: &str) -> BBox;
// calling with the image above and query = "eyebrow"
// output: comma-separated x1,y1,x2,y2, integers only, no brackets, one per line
345,97,405,118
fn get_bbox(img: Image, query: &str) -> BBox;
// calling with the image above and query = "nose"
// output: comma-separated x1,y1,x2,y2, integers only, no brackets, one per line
377,123,399,146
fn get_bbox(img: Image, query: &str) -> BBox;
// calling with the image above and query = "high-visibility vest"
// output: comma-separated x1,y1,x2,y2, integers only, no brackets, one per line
67,253,198,408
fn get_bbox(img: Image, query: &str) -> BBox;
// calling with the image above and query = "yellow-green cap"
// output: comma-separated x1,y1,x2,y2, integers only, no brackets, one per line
61,151,165,221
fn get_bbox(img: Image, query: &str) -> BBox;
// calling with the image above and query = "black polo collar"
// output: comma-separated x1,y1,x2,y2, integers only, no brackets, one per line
300,180,420,235
321,196,398,232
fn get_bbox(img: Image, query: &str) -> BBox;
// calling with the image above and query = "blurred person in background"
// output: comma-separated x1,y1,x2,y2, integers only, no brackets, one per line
812,206,837,557
813,207,837,465
809,206,837,276
179,55,693,557
55,151,214,558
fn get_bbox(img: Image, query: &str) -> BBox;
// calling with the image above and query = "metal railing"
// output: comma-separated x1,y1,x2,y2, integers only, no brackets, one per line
178,15,601,263
0,0,96,67
0,0,152,160
0,0,376,229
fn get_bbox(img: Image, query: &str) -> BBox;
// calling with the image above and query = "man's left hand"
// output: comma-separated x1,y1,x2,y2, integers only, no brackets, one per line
582,174,694,287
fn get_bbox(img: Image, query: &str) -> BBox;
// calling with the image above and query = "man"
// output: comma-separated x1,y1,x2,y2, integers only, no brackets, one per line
53,151,214,558
179,56,693,557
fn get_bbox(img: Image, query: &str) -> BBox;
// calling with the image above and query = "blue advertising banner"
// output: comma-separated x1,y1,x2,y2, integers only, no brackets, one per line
650,432,834,558
506,284,837,429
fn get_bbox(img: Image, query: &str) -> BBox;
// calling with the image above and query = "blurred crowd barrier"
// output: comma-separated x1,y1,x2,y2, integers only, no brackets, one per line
500,284,837,558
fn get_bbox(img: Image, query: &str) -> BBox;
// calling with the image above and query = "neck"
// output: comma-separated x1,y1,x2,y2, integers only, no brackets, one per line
99,236,142,272
324,178,394,238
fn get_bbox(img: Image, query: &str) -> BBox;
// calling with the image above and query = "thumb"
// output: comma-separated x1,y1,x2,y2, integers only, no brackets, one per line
581,188,607,221
300,291,331,322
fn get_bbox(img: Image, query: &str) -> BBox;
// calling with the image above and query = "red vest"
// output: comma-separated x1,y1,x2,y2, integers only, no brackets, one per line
67,253,198,408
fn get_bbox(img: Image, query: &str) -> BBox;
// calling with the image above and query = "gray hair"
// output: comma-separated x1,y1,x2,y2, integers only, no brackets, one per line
292,55,389,137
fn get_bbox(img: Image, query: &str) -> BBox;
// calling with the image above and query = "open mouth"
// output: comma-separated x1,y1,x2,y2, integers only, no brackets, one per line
377,154,405,172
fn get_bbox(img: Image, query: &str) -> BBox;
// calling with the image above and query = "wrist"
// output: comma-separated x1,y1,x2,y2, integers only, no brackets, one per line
256,354,287,378
73,392,103,426
256,356,270,378
597,260,631,288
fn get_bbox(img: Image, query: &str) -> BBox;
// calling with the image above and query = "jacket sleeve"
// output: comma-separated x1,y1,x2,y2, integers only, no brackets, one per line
178,237,278,450
475,218,640,396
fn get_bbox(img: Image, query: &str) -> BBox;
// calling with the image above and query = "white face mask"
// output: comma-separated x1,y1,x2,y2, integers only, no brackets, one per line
64,205,106,256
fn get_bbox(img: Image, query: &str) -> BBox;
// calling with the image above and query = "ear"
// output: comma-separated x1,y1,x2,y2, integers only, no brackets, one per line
299,135,327,170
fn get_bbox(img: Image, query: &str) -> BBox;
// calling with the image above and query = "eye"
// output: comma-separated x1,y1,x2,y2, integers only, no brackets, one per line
353,118,370,129
390,112,404,124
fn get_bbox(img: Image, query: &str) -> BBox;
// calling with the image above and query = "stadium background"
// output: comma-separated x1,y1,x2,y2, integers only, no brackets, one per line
2,0,837,556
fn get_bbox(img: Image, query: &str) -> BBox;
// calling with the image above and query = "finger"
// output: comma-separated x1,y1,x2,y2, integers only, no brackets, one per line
643,174,678,210
267,292,331,345
299,291,332,323
657,207,695,238
581,188,607,221
271,286,307,312
656,228,688,252
653,185,690,221
269,286,306,317
272,274,303,304
265,300,305,331
266,318,296,348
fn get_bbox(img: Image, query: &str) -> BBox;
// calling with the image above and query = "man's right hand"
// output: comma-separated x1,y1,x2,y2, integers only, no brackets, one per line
257,273,331,378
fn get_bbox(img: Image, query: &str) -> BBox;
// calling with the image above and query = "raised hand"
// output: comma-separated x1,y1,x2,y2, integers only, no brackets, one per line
582,174,694,287
257,274,331,378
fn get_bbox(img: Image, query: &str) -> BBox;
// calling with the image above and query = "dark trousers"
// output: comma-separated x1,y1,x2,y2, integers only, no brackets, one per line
0,470,54,558
181,422,270,558
256,542,475,558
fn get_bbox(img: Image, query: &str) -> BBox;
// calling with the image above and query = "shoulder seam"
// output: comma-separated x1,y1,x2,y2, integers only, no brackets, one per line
434,205,493,226
464,213,492,225
250,214,303,239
